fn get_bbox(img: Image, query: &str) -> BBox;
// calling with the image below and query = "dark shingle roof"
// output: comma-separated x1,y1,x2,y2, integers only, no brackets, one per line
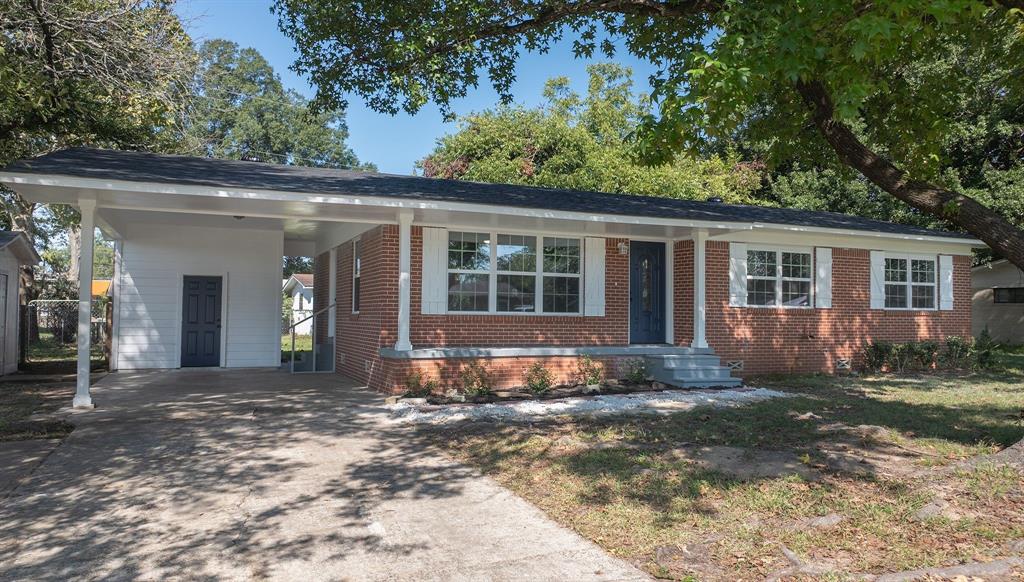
4,148,973,240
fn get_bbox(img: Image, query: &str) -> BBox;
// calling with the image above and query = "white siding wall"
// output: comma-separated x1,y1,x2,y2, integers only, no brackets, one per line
116,223,284,370
0,251,20,375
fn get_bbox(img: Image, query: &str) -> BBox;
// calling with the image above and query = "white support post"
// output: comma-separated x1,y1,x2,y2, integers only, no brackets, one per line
109,238,123,372
74,199,97,408
394,209,414,351
692,228,709,349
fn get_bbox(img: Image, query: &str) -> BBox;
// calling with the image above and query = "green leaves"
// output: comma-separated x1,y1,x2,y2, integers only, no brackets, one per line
419,64,763,205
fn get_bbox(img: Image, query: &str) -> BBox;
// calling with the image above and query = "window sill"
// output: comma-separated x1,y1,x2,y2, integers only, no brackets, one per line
437,311,584,317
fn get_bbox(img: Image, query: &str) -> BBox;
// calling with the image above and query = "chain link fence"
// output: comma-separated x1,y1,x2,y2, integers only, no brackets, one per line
24,299,109,368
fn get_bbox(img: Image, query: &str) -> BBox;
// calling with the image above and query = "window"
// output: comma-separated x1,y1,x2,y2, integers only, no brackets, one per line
884,255,936,309
746,248,812,307
352,240,361,312
994,288,1024,303
445,231,581,314
447,231,490,312
542,237,580,313
496,234,536,312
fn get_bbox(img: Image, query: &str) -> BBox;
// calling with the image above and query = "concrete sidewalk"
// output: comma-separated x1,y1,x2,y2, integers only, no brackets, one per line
0,369,647,581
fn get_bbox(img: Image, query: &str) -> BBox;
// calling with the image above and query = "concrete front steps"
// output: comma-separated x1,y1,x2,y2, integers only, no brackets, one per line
644,348,743,389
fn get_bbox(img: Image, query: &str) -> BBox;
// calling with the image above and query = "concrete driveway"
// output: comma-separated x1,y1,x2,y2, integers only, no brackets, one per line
0,369,646,581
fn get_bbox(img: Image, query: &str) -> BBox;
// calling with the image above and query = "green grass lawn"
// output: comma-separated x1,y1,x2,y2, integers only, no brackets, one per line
281,334,313,363
0,382,74,441
437,349,1024,579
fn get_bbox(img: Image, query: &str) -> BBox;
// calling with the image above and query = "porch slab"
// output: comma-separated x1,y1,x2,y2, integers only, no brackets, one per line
0,369,646,581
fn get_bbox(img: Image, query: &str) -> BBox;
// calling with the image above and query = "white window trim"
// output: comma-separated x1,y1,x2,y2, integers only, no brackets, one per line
745,246,815,309
883,253,938,311
351,238,361,314
446,231,583,316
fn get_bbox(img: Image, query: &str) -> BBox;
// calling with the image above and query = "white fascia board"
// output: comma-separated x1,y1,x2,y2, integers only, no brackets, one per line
0,171,982,247
749,219,978,244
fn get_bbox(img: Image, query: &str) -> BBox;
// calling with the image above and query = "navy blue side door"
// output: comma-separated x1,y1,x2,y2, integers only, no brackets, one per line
181,276,222,367
629,241,666,344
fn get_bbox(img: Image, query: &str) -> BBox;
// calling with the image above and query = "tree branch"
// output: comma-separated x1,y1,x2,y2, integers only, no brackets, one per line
796,79,1024,269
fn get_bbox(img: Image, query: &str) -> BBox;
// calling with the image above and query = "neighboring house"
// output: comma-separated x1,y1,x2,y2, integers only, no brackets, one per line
282,273,315,335
0,231,41,375
971,260,1024,344
0,148,982,407
92,279,112,297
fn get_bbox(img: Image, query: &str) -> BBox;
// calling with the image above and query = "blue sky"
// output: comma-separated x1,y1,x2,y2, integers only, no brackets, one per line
175,0,659,174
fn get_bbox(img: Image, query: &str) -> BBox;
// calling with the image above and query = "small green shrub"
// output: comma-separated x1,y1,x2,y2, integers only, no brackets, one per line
887,343,915,374
623,358,648,384
404,371,438,397
975,328,998,370
943,336,975,369
573,355,603,386
523,362,554,394
912,340,940,370
460,360,494,396
862,341,893,372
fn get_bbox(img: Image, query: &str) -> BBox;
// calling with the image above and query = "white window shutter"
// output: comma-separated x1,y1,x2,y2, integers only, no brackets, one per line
870,251,886,309
939,255,954,310
584,237,606,316
421,227,447,314
815,247,833,308
728,243,747,307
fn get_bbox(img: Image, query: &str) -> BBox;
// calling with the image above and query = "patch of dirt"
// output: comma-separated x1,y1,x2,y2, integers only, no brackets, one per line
668,445,819,481
652,540,727,580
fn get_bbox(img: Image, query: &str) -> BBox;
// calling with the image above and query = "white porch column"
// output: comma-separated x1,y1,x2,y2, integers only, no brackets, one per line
74,199,97,408
394,209,414,351
692,228,709,349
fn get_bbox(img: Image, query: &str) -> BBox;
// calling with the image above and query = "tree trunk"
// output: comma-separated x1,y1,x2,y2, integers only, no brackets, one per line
67,224,81,284
795,80,1024,271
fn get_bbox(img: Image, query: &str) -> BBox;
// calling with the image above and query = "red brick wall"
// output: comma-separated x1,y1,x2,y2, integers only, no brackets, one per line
375,355,636,394
674,239,695,346
408,228,631,346
334,225,399,386
703,241,973,375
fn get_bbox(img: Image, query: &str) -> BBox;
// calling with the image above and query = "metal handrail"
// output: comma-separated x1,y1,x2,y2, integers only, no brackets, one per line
288,302,336,373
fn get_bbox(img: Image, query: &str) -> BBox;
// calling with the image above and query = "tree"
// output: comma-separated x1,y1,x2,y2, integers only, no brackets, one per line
1,0,194,309
179,39,375,170
274,0,1024,270
420,64,762,203
283,256,313,278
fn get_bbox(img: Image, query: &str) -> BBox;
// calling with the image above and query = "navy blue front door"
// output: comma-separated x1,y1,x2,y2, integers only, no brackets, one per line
629,241,666,344
181,276,222,367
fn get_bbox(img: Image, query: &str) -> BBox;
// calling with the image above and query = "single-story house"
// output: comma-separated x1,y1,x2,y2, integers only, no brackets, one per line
0,231,41,375
0,148,982,407
971,259,1024,344
282,273,315,335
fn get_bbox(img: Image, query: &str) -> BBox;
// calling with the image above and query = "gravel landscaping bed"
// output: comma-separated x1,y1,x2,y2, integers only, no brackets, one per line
387,387,789,424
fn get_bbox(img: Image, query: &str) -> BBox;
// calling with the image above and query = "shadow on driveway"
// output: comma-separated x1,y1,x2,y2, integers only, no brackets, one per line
0,369,645,581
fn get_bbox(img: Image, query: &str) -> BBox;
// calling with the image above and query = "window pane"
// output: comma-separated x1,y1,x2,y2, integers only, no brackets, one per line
543,276,580,313
912,285,935,309
782,252,811,279
885,258,907,283
782,280,810,307
747,279,776,306
993,288,1024,303
747,250,777,278
885,283,907,308
497,274,536,312
448,231,490,271
496,234,536,272
447,273,490,311
911,259,935,283
542,237,580,274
